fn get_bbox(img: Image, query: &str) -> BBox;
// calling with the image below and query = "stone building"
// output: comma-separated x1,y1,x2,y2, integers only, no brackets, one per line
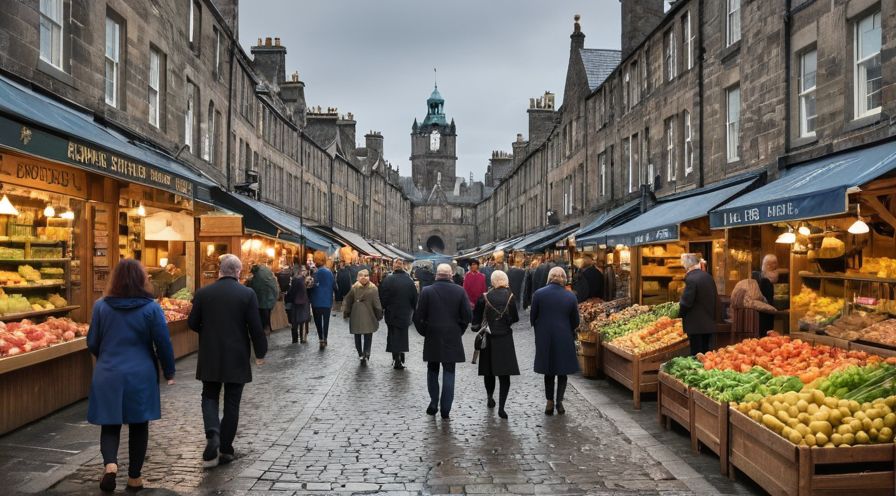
475,0,896,249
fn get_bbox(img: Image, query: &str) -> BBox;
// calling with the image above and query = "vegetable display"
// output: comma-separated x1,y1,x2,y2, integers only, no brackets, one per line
598,302,679,341
664,357,803,403
814,363,896,403
608,316,686,355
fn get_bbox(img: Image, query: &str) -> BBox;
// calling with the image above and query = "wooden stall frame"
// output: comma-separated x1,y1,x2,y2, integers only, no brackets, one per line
602,339,690,409
657,370,691,432
690,387,729,475
728,407,896,496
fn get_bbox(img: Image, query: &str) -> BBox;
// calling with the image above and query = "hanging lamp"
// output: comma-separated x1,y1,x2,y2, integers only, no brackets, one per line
848,204,870,234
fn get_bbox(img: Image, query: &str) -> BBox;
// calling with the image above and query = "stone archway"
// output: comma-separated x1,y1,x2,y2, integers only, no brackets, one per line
425,235,446,253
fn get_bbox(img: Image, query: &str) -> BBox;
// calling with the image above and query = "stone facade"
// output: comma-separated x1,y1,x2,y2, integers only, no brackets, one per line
0,0,413,252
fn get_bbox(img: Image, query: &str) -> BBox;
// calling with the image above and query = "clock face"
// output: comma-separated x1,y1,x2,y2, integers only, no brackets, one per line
430,130,440,151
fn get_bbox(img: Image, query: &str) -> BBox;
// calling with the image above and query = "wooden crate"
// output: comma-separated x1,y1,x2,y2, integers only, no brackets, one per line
168,319,198,359
811,333,851,351
602,339,690,409
728,408,896,496
850,341,896,358
690,388,729,475
577,352,598,378
789,331,817,344
657,371,690,432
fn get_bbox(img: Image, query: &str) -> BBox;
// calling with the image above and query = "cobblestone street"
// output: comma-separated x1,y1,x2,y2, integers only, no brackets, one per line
0,313,761,495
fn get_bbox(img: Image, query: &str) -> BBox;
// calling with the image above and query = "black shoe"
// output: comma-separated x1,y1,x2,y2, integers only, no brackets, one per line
393,361,405,370
100,472,116,492
203,433,220,468
426,405,438,416
498,409,508,419
441,412,450,419
556,402,566,415
218,452,236,465
487,397,496,408
364,352,370,361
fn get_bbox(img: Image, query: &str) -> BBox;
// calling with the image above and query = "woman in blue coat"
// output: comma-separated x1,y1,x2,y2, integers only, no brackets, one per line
87,259,176,492
530,266,580,416
309,251,335,349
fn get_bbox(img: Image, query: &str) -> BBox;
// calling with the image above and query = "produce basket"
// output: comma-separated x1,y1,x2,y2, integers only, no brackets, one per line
690,388,729,475
728,407,896,496
657,370,690,432
602,339,690,409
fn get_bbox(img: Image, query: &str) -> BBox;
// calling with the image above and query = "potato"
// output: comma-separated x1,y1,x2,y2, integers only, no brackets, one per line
807,404,820,415
761,403,776,416
804,433,817,446
878,427,894,443
784,391,800,406
812,390,826,405
795,424,810,437
866,408,883,420
863,418,874,432
787,418,800,428
787,406,800,419
849,419,863,433
749,410,764,423
884,413,896,428
798,412,811,423
796,399,809,413
872,418,885,431
777,410,791,423
823,397,839,409
831,433,844,446
815,432,829,445
842,433,856,446
823,442,836,448
848,400,861,413
855,411,867,422
813,410,830,422
809,421,833,438
788,431,803,445
828,409,843,426
837,424,853,436
856,431,870,444
763,414,785,434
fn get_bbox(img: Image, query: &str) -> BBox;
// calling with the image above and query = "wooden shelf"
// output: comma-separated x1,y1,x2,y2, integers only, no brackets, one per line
0,305,80,322
641,274,678,279
641,255,682,259
0,337,87,375
0,282,65,290
0,239,64,246
0,259,69,264
798,271,896,284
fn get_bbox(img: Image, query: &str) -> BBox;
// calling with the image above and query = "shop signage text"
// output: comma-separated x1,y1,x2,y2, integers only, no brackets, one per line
710,191,845,228
67,142,193,197
606,225,680,247
0,152,87,198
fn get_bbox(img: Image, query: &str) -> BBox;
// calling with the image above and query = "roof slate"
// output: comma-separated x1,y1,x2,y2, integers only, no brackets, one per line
580,48,621,91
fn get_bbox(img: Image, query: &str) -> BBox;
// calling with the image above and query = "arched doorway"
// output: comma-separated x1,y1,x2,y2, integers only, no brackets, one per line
426,235,445,253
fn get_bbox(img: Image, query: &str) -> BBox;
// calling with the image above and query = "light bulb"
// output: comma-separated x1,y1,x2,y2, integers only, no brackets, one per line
0,195,19,216
848,219,870,234
159,257,168,268
137,203,146,217
776,231,796,244
615,244,625,251
265,247,276,258
60,210,75,220
251,239,262,250
798,224,811,236
43,205,55,218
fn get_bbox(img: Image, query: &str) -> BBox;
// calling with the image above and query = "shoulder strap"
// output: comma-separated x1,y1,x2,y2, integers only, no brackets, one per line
484,290,512,319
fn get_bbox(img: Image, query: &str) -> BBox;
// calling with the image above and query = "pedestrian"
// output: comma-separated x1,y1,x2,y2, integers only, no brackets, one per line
481,258,495,289
451,262,464,285
679,253,719,355
531,267,580,415
379,259,418,369
335,261,352,312
572,254,603,303
309,251,335,349
413,263,472,419
531,257,553,298
285,266,313,344
463,260,487,309
415,263,435,289
752,254,779,335
342,269,383,363
246,260,279,334
87,259,176,492
522,257,539,310
188,254,268,468
506,260,525,309
471,270,520,419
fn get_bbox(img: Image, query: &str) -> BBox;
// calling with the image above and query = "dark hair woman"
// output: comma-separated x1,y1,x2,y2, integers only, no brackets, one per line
87,259,176,492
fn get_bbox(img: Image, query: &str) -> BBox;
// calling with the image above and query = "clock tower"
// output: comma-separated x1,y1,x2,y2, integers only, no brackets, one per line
411,84,457,196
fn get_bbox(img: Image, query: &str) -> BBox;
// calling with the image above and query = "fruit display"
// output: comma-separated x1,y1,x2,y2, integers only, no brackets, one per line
170,287,193,301
699,334,884,383
578,298,607,323
159,297,192,322
856,319,896,348
735,389,896,447
0,247,24,260
824,311,887,340
664,356,803,403
17,265,40,281
608,316,686,355
597,302,679,341
576,297,631,341
860,257,896,278
0,317,88,357
814,363,896,402
793,286,844,327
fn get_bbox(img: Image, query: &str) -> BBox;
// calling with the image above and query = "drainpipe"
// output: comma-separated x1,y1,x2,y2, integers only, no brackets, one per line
697,0,705,188
783,0,792,171
225,37,235,190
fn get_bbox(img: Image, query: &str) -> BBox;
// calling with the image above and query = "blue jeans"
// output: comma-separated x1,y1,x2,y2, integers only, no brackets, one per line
312,307,330,340
427,362,456,415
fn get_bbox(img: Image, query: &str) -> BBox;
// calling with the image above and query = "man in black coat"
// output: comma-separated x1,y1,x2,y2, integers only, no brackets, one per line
335,262,353,311
507,261,525,309
379,259,418,369
679,253,718,355
572,255,603,303
413,263,472,419
188,254,268,468
415,264,435,289
531,259,555,296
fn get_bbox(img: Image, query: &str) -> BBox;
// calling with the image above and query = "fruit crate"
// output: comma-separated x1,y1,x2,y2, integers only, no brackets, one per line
657,370,690,432
811,333,851,351
167,319,197,359
602,339,690,409
849,341,896,358
690,388,729,475
789,330,817,344
728,407,896,496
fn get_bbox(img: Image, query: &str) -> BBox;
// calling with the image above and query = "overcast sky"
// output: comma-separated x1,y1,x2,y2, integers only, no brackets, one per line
239,1,622,183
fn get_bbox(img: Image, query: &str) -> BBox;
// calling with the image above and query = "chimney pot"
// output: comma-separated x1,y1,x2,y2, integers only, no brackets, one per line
274,37,281,46
257,37,262,46
265,37,272,47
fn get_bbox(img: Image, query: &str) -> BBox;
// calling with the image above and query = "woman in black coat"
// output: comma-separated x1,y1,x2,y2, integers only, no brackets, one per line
335,263,352,311
530,267,580,416
378,260,418,369
285,267,312,344
472,270,520,419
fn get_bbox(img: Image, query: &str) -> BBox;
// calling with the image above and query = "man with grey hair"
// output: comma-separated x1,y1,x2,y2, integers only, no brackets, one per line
189,254,267,468
679,253,718,355
413,263,472,419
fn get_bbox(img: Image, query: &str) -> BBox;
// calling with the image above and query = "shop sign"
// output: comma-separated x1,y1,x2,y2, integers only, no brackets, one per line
709,192,846,228
0,114,195,198
0,151,88,198
609,225,679,247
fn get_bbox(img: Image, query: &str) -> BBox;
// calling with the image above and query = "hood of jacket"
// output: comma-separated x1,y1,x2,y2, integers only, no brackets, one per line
103,296,155,309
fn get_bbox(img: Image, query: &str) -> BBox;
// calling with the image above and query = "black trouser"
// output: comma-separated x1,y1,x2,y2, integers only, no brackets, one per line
688,333,715,355
427,362,456,414
100,422,149,478
258,308,272,331
354,334,372,356
312,307,330,341
544,375,568,402
484,375,511,409
201,382,245,454
392,352,405,364
290,306,307,342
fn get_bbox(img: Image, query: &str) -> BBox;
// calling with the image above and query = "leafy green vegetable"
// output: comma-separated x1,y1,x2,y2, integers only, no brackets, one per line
663,356,802,403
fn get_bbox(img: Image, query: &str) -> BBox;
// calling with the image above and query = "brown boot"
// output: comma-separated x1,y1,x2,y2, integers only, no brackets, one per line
545,400,554,415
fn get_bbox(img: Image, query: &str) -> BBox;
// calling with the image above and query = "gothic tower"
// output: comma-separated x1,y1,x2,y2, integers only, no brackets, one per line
410,85,457,196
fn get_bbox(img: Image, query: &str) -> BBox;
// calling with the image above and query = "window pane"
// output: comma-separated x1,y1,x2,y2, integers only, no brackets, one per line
105,19,117,60
859,13,881,59
104,59,115,104
39,18,52,61
802,50,816,90
864,54,882,110
41,0,61,22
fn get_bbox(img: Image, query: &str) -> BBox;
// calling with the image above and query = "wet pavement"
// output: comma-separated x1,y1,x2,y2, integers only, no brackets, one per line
0,311,763,495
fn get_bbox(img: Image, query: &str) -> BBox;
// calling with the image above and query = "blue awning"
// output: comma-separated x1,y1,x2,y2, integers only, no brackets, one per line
710,140,896,228
575,199,641,245
527,223,580,252
511,226,560,251
382,243,414,261
0,75,217,202
601,176,759,247
494,234,528,251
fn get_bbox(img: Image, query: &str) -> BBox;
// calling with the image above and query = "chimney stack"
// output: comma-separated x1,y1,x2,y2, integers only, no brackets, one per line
365,131,385,160
620,0,665,59
252,36,287,85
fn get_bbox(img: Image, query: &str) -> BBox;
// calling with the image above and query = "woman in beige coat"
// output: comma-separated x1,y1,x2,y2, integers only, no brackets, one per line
343,269,383,363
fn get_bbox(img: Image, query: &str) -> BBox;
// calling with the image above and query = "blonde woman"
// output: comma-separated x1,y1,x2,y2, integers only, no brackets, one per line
343,269,383,363
471,270,520,419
